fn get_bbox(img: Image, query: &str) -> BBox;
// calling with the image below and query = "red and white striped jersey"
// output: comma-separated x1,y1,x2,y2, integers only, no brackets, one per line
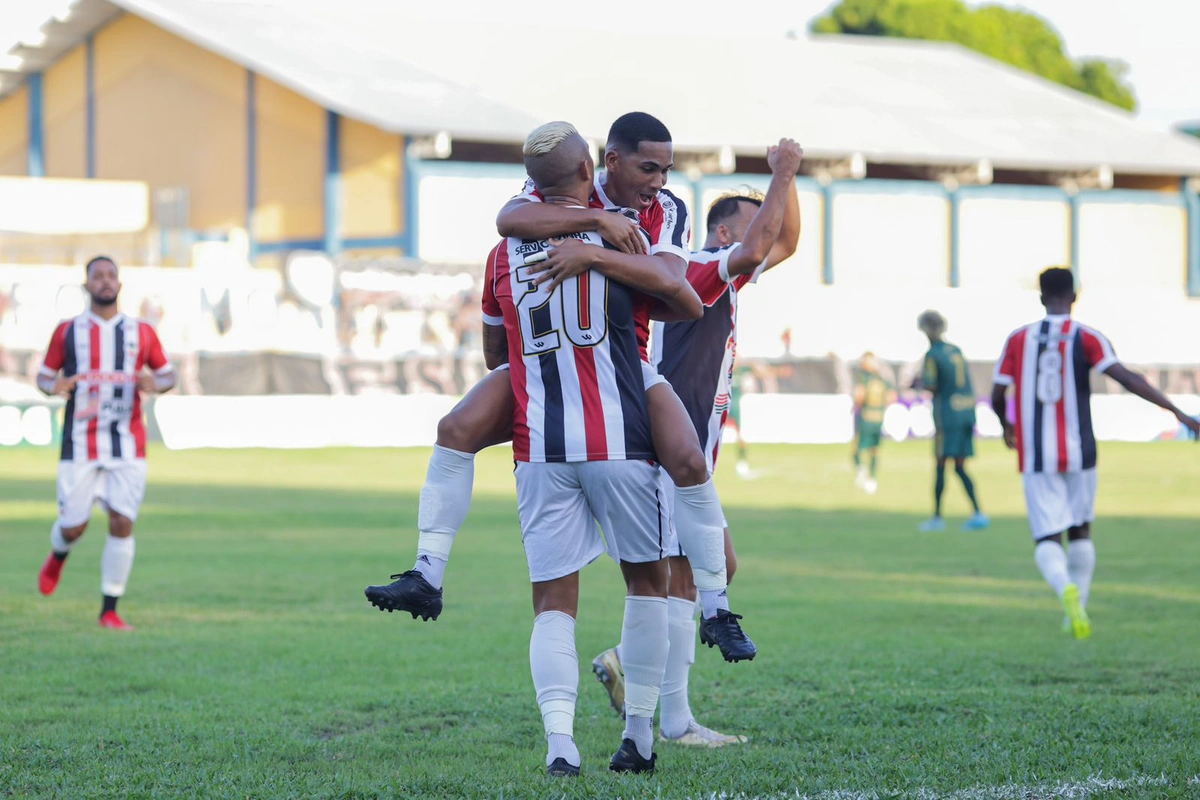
483,234,655,464
993,315,1119,474
40,313,172,462
516,174,692,359
650,244,764,468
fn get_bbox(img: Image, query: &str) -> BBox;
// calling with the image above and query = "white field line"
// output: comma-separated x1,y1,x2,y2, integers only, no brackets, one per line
682,773,1200,800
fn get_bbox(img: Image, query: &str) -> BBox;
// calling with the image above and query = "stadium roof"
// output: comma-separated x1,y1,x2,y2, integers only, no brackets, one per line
8,0,1200,176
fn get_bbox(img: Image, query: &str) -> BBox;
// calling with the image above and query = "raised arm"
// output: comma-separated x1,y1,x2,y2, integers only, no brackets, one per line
496,198,647,255
726,139,803,277
1104,363,1200,436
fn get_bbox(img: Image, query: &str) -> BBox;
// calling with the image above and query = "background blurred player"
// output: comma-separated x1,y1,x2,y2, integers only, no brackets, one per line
992,267,1199,639
35,256,176,630
852,352,894,495
590,138,803,747
729,365,755,478
915,310,989,532
490,122,677,776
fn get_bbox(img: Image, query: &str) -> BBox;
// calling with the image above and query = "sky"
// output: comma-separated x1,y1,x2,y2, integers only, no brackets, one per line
1,0,1198,131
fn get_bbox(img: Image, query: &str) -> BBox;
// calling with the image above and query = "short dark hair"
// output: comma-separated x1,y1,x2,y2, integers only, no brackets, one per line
706,192,763,233
606,112,671,153
85,255,117,277
1039,267,1074,298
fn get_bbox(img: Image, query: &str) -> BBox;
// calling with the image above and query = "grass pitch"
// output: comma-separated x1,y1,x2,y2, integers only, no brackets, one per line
2,440,1198,799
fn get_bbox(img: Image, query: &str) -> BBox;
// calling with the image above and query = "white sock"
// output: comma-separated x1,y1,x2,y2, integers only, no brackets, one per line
530,611,579,767
698,588,730,620
413,554,447,588
100,536,135,598
671,479,728,597
620,595,669,759
1034,540,1070,597
50,521,74,555
660,596,697,739
1067,539,1096,608
414,445,475,589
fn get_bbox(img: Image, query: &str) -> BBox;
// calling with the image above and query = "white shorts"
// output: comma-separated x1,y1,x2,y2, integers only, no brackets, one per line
57,459,148,527
642,360,668,390
660,478,729,558
1022,469,1097,540
515,460,668,582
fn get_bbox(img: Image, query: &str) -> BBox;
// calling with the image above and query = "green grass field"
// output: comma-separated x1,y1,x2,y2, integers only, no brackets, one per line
2,440,1198,799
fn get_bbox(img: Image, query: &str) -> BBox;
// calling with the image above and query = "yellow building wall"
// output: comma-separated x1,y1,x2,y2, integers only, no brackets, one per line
255,75,324,241
93,14,245,231
0,86,29,176
44,44,87,179
341,118,402,239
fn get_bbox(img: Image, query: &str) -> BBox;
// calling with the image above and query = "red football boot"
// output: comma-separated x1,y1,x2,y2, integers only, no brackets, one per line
38,553,65,596
99,611,134,631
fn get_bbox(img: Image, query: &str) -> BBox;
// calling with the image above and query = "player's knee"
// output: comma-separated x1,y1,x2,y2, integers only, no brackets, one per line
109,513,134,538
61,523,88,542
667,556,695,598
435,410,480,452
665,447,708,487
1067,524,1090,541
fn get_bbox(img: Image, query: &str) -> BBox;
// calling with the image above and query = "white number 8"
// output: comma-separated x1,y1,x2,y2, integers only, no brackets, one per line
1036,349,1063,404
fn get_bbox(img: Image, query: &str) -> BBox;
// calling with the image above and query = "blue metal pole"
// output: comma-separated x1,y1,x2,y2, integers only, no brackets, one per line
324,110,342,255
27,73,44,177
400,137,418,257
821,183,835,285
1184,178,1200,298
948,187,960,287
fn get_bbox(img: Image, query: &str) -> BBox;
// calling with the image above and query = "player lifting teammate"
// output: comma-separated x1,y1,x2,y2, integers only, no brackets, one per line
36,256,176,630
991,267,1199,638
916,311,989,532
365,112,756,662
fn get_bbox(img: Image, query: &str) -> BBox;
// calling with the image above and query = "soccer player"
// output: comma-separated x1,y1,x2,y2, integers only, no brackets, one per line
852,352,894,495
491,121,682,776
35,256,176,630
366,113,756,662
991,267,1199,639
915,310,989,532
585,138,803,747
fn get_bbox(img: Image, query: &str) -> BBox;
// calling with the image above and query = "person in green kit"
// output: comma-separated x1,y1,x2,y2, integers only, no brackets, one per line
852,352,894,495
915,311,989,532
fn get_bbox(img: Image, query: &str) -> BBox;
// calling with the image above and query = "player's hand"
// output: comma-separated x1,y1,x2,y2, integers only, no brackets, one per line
594,210,646,255
136,373,157,394
526,239,598,292
52,375,79,397
768,138,803,177
1002,423,1017,450
1175,409,1200,439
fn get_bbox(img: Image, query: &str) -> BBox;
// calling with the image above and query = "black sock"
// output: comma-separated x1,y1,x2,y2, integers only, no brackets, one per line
52,551,69,562
102,595,119,615
934,465,946,516
956,465,980,512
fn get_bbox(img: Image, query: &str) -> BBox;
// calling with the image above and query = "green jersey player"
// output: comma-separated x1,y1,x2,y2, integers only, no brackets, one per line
853,352,894,495
916,311,988,532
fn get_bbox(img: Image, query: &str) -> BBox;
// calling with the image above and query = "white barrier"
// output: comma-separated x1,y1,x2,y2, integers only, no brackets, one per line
152,393,1200,450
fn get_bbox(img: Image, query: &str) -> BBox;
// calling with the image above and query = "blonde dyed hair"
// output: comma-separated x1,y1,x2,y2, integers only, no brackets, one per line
523,121,580,157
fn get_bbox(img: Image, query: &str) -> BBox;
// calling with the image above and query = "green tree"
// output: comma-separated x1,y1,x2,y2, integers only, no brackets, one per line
811,0,1136,112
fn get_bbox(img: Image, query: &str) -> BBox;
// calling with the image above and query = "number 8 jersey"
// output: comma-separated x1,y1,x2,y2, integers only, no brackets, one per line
483,234,655,464
993,315,1119,474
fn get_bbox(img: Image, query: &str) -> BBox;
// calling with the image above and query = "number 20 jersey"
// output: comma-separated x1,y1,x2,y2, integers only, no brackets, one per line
993,315,1118,474
483,234,655,464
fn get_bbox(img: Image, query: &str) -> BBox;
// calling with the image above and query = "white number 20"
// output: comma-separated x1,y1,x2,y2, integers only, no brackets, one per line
1036,349,1063,404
